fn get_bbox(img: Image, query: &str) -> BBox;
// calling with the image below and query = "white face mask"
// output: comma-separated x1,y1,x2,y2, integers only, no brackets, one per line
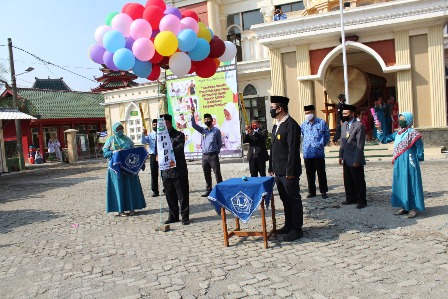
305,114,314,121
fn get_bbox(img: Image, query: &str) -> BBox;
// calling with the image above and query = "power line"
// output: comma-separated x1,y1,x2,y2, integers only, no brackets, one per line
0,58,98,70
0,44,97,83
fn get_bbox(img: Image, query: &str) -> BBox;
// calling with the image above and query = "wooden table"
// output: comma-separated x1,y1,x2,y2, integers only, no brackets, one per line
220,194,276,249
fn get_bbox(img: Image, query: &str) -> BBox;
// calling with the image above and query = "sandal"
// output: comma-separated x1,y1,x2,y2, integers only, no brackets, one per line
393,209,408,215
407,210,417,218
117,212,127,217
128,210,136,216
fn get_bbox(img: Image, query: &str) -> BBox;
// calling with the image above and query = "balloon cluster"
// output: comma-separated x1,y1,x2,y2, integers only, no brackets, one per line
89,0,237,80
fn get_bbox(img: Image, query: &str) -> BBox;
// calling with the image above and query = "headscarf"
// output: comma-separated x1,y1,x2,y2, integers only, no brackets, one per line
104,122,134,151
221,102,241,150
392,112,421,163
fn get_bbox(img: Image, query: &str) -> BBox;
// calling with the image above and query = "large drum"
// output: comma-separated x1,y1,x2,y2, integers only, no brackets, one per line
325,66,369,105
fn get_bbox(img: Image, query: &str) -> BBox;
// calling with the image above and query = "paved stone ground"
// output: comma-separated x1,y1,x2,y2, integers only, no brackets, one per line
1,157,447,299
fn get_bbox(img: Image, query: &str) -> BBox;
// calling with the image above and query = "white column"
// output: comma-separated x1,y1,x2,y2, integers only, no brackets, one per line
394,31,414,114
269,48,285,96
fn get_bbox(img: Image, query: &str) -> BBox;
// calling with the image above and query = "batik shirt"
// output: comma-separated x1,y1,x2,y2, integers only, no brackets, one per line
301,117,330,159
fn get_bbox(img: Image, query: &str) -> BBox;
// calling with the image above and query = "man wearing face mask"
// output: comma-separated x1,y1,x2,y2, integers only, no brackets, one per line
339,105,367,209
243,116,269,177
268,96,303,242
191,107,223,197
301,105,330,199
142,119,159,197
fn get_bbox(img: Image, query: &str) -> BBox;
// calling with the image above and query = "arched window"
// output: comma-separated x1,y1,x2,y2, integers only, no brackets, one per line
243,84,257,96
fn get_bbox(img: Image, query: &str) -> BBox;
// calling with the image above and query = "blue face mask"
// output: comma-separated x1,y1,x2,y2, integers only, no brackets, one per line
115,130,124,136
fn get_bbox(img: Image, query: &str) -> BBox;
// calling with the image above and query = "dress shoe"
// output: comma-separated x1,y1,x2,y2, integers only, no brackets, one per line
356,203,367,209
182,220,190,225
341,201,355,205
152,193,159,197
164,218,179,224
201,191,211,197
281,229,303,242
276,225,292,235
306,194,316,199
321,193,328,199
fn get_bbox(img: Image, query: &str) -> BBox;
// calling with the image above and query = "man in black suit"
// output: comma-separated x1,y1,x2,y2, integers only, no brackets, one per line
268,96,303,241
243,116,269,177
332,93,346,144
338,105,367,209
160,114,191,225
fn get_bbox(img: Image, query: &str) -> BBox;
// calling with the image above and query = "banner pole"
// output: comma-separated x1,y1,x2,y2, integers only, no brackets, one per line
339,0,350,104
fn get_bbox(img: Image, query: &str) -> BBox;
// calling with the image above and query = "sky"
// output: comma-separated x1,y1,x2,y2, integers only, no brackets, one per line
0,0,148,92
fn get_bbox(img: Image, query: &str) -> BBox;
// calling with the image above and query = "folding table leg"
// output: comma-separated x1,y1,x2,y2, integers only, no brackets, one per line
235,218,240,231
221,207,229,247
271,194,276,236
260,198,268,249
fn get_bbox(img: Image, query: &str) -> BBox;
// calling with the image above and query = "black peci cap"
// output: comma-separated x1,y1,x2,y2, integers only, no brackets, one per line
152,119,158,124
343,105,356,112
270,95,289,105
160,114,173,121
304,105,315,111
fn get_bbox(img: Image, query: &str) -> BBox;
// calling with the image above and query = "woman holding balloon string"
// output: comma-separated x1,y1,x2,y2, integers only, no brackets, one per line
375,112,424,218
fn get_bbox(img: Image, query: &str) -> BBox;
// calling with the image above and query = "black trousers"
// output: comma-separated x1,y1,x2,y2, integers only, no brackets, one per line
149,154,159,194
202,153,223,191
304,158,328,195
275,175,303,231
163,175,189,221
249,155,266,177
343,162,367,204
333,122,342,142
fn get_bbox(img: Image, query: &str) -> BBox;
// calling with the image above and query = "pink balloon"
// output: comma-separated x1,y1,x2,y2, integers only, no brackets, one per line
95,25,112,46
130,19,153,40
132,38,155,61
111,13,133,37
159,14,181,35
180,17,199,34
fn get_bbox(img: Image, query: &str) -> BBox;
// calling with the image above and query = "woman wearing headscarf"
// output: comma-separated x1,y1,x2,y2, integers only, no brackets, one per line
102,122,146,216
376,112,424,218
374,97,391,137
220,102,241,151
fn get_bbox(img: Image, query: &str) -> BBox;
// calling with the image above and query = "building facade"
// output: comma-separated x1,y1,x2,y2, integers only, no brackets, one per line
104,0,448,146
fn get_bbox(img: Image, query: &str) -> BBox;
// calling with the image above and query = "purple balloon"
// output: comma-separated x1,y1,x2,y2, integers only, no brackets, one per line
164,7,182,19
125,36,135,51
89,45,106,64
103,51,119,71
151,29,160,38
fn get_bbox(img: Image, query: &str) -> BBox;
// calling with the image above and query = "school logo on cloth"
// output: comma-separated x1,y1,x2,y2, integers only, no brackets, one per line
125,153,140,169
230,191,252,215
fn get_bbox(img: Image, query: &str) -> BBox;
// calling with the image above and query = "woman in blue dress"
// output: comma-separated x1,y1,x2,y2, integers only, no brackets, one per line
376,112,424,218
103,122,146,216
374,97,391,138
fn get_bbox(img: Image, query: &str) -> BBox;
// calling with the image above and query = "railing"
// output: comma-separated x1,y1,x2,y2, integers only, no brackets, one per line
241,30,269,62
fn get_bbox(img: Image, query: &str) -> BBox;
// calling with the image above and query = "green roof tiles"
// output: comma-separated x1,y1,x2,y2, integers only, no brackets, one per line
1,88,104,119
32,78,72,91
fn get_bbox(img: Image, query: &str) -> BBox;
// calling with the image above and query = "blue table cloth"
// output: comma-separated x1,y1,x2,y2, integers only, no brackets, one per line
208,177,275,223
109,147,149,177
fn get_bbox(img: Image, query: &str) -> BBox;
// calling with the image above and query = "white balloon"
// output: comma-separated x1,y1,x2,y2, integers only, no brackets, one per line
169,52,191,78
111,13,133,37
95,25,112,46
218,41,237,62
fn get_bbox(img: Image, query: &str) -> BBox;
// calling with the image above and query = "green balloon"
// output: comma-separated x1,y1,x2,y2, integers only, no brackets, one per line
105,12,119,26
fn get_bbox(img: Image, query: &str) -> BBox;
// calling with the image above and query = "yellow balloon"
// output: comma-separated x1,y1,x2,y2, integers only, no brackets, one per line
197,22,211,43
154,31,178,57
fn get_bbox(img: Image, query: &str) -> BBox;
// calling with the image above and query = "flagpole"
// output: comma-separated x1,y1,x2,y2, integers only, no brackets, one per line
339,0,349,104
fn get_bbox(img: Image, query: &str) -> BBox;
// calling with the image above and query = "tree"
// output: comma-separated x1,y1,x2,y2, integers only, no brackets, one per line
0,62,10,89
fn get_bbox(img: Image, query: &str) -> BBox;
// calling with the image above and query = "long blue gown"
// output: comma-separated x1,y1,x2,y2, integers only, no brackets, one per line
378,130,425,211
103,123,146,213
374,104,390,138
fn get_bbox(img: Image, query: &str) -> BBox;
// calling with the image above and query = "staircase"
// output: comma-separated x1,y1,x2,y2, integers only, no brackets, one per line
325,141,393,160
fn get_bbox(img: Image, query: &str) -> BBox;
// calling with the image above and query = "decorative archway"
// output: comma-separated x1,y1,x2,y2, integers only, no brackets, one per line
297,41,410,81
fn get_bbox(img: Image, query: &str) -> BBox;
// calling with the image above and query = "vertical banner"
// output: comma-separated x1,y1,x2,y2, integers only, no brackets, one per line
166,59,241,158
156,118,176,170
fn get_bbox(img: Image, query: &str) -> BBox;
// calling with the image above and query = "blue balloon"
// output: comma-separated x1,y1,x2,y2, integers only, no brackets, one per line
188,38,210,61
103,30,126,53
178,29,198,52
132,59,153,78
113,48,135,71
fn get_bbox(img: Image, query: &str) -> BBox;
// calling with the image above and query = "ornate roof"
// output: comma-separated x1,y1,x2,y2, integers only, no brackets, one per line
32,77,71,91
0,88,104,119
